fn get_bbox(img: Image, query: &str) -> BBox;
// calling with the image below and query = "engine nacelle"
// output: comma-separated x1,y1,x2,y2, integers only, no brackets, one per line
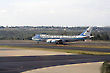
46,39,58,43
46,39,63,44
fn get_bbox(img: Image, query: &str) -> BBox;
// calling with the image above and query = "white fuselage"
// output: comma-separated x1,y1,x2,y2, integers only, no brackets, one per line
32,34,87,41
32,27,93,44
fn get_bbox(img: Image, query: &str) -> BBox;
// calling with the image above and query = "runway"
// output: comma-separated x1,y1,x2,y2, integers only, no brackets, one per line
0,54,110,73
0,41,110,73
0,48,110,73
25,62,103,73
0,43,110,52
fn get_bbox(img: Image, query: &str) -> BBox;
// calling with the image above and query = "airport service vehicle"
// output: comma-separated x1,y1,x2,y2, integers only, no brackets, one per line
32,27,93,44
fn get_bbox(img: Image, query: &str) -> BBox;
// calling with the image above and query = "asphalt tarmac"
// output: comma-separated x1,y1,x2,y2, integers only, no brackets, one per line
0,54,110,73
25,62,103,73
0,43,110,52
0,42,110,73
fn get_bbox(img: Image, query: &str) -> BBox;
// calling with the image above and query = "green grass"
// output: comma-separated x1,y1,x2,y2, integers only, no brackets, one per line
101,61,110,73
0,45,110,55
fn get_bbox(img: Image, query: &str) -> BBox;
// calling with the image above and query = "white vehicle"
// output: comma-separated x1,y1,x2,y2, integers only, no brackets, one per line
32,27,93,44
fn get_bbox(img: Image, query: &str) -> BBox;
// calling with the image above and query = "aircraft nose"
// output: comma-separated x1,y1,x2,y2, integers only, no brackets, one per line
32,35,41,40
32,37,35,40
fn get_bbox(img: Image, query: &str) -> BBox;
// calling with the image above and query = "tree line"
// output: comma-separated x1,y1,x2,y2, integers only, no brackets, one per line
0,27,109,41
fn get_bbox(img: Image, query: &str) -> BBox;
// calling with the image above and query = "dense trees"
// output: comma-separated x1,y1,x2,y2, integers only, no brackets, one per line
92,32,110,40
0,27,109,41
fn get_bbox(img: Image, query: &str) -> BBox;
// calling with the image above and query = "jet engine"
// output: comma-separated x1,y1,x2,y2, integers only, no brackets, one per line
46,39,63,44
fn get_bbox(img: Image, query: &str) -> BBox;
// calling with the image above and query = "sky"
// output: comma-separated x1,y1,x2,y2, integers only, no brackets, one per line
0,0,110,27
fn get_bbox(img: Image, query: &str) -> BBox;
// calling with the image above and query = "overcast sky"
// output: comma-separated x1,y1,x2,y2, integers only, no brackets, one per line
0,0,109,27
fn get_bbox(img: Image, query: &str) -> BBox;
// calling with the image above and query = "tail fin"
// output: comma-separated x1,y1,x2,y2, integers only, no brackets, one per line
80,27,93,36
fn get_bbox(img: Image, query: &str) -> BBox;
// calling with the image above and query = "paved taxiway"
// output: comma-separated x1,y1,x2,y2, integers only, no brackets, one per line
0,48,72,57
0,43,110,52
25,62,103,73
0,41,110,73
0,48,110,73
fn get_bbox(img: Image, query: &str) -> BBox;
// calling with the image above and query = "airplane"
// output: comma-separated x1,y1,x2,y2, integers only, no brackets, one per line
32,27,93,44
